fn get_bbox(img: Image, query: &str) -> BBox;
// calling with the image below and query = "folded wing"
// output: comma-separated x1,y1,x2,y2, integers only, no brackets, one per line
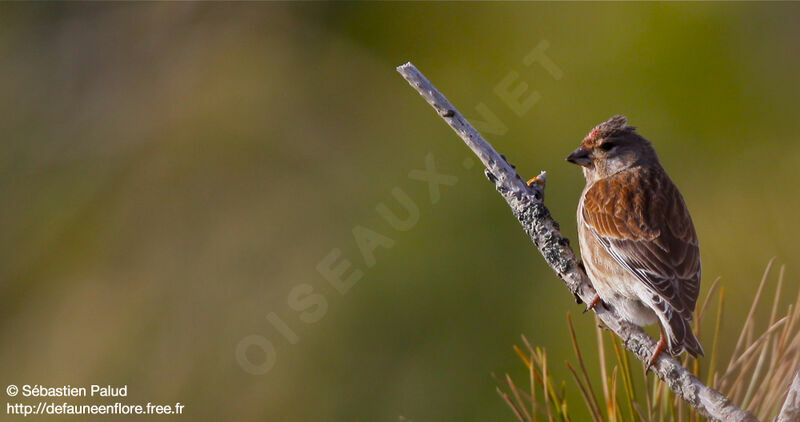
581,167,701,321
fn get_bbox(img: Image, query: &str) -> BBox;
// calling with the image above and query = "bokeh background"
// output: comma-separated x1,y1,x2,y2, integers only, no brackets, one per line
1,3,799,421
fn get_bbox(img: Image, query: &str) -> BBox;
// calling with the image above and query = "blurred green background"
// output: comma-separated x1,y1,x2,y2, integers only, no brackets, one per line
1,3,799,421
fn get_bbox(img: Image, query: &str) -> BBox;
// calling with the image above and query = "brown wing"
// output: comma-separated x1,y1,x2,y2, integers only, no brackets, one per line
582,167,701,319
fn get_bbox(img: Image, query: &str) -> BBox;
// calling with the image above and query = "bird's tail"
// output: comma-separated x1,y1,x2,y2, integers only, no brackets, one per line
664,309,704,358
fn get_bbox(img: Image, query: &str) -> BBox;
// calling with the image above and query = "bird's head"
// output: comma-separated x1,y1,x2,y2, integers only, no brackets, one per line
566,115,659,181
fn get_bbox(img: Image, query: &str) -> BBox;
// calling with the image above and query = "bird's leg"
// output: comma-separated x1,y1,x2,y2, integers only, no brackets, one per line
583,294,602,313
647,326,668,369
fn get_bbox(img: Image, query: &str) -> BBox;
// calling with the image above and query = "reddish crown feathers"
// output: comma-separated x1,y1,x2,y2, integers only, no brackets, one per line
582,115,636,148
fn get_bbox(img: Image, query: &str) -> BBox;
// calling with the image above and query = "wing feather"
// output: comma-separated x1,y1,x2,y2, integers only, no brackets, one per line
582,167,701,319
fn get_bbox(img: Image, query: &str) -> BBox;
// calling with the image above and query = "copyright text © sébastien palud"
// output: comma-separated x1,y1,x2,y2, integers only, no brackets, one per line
18,384,127,397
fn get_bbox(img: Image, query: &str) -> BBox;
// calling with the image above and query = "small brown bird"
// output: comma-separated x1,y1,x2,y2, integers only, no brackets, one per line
565,115,703,366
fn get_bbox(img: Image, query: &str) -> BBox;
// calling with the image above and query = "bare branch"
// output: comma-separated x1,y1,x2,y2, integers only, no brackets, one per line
777,368,800,422
397,62,758,422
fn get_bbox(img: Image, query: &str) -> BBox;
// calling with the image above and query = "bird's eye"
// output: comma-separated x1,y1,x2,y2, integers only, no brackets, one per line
599,142,615,152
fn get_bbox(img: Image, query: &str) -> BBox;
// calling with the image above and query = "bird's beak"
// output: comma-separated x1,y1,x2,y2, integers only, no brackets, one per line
566,147,592,167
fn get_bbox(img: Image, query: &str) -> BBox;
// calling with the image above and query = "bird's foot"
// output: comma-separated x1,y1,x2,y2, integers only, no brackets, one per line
583,295,602,313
